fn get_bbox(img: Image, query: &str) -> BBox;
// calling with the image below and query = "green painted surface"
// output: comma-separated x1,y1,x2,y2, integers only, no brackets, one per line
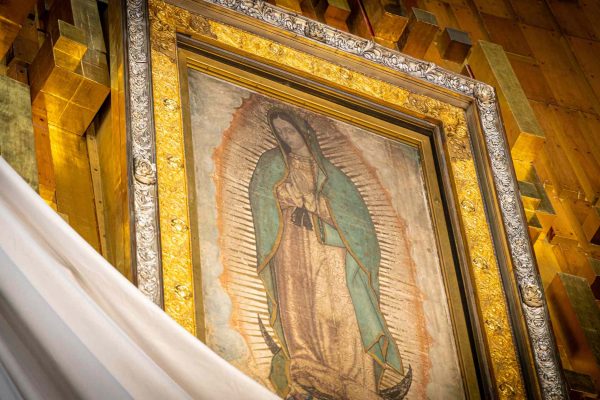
0,75,38,190
477,41,544,140
559,273,600,364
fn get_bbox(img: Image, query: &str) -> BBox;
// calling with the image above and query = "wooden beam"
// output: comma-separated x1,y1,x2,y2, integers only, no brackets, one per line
32,104,56,207
438,27,472,63
86,122,108,257
322,0,351,32
468,41,545,162
360,0,408,48
546,273,600,392
0,0,37,59
583,206,600,246
398,8,439,59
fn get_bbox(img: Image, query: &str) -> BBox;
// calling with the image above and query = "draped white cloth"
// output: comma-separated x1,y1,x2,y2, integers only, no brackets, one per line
0,157,279,400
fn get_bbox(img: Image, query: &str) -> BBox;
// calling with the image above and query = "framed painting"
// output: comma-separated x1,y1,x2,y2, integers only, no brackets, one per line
122,0,567,398
181,52,477,399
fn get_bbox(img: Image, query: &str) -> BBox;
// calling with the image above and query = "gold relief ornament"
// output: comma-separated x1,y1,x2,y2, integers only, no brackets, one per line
148,0,200,334
139,0,566,397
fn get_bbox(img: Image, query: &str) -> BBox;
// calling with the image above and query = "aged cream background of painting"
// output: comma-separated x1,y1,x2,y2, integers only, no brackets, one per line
188,70,464,399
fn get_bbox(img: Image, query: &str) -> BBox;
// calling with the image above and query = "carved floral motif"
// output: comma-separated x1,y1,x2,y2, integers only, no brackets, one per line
125,0,162,305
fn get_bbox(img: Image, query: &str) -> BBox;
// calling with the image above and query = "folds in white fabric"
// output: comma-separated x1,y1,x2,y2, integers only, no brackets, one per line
0,157,279,400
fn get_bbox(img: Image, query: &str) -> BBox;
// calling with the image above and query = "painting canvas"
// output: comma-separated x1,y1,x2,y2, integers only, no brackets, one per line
187,68,467,399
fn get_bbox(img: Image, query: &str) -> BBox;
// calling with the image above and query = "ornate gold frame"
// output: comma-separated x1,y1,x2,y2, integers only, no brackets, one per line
122,0,567,398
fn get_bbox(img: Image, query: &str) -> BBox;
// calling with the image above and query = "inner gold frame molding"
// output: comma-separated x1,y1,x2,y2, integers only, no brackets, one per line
122,0,566,398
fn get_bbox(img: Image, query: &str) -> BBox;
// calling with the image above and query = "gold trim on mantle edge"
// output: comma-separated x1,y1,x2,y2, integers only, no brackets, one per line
147,0,525,397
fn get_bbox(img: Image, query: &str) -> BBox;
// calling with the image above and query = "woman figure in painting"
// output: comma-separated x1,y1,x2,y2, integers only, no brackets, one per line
249,109,409,400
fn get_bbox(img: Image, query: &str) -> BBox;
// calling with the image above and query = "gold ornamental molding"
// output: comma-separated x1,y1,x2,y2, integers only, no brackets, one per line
123,0,568,398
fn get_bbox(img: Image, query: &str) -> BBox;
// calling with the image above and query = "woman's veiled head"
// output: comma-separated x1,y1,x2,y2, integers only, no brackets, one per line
268,109,311,155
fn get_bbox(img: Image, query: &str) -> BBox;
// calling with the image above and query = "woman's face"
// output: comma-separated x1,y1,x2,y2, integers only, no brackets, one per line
273,117,308,153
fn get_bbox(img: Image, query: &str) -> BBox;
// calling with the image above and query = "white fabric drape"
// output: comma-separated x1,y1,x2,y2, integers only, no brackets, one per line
0,157,279,400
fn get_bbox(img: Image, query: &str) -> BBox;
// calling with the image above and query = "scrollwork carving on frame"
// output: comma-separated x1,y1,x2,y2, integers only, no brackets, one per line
123,0,568,397
476,88,566,400
125,0,162,305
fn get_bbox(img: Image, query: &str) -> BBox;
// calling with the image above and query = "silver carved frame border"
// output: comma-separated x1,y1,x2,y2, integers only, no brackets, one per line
124,0,163,306
123,0,567,397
